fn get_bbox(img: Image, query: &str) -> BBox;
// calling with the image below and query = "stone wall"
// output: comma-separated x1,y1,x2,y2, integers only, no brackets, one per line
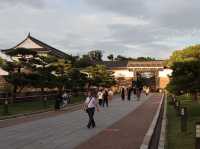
159,77,170,89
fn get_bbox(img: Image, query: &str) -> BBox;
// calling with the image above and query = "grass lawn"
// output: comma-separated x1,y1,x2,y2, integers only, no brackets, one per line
0,94,85,117
166,95,200,149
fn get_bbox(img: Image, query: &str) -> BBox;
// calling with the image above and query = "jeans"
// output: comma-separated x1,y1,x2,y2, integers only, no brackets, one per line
87,107,95,128
103,98,108,107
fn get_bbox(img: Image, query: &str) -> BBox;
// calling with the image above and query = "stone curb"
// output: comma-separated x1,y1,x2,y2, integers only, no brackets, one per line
0,102,83,121
158,93,167,149
140,93,165,149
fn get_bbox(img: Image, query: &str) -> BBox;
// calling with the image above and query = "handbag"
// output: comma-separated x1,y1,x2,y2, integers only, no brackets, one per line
85,97,92,113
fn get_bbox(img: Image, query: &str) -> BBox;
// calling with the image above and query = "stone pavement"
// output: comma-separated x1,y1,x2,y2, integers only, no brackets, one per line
0,94,158,149
75,93,162,149
0,104,82,128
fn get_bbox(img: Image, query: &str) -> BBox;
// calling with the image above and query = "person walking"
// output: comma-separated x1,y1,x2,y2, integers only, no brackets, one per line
55,92,62,110
61,91,68,108
121,87,125,100
97,90,103,106
127,87,132,101
84,90,99,129
135,79,143,101
108,89,114,103
144,86,150,96
103,88,109,107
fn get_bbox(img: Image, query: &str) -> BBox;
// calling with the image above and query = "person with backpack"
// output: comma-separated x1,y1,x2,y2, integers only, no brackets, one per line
83,90,99,129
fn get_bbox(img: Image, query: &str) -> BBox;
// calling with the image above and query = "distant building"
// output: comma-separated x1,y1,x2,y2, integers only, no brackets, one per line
1,33,67,59
102,60,172,91
0,68,8,90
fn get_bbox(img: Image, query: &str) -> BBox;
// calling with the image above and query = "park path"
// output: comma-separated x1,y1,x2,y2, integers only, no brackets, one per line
75,93,162,149
0,93,159,149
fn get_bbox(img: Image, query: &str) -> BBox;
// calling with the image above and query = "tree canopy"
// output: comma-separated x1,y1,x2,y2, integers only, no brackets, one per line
107,54,114,61
114,55,156,61
88,50,103,62
84,65,116,87
0,56,4,66
167,44,200,66
167,45,200,101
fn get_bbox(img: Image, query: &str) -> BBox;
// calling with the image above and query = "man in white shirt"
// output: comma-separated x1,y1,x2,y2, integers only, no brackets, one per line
84,90,99,129
97,90,103,106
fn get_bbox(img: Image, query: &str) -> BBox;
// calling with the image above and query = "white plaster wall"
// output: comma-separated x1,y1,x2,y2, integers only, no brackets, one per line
113,69,134,78
0,68,8,75
17,38,42,49
159,69,172,78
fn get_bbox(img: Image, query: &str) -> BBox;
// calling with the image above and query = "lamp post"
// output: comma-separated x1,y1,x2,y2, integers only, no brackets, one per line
195,122,200,149
43,95,47,108
180,107,187,132
175,100,180,116
4,98,8,115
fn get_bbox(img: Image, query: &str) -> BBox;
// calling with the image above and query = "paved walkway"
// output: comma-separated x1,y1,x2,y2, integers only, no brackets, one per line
0,93,161,149
75,93,162,149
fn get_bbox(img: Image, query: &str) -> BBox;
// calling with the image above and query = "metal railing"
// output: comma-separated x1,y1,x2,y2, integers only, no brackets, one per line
148,94,165,149
140,93,165,149
0,93,58,104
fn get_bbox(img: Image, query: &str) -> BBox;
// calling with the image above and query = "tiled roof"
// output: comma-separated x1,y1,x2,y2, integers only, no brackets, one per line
102,60,164,68
28,35,67,58
127,60,164,67
101,61,128,68
2,34,68,58
0,68,8,76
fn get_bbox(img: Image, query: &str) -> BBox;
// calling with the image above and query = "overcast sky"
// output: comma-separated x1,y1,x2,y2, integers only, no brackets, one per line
0,0,200,59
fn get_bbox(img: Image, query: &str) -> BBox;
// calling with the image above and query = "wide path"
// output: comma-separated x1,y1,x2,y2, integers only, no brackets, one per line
75,93,162,149
0,94,160,149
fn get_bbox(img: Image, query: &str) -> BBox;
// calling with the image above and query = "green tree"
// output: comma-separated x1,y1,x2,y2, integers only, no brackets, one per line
167,45,200,66
50,59,72,93
136,57,156,61
66,68,88,91
0,56,4,66
29,55,58,96
84,65,116,88
107,54,114,61
3,48,37,102
167,45,200,101
74,55,93,68
88,50,103,62
167,60,200,101
115,55,128,61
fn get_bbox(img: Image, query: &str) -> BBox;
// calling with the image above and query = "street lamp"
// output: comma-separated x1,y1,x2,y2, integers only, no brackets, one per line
196,122,200,149
4,96,8,115
180,107,187,132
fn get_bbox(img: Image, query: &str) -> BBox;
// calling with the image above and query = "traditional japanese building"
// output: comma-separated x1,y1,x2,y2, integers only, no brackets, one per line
0,68,8,90
102,60,172,91
1,33,67,59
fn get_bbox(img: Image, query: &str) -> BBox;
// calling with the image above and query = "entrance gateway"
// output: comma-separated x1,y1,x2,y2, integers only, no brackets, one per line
102,60,172,91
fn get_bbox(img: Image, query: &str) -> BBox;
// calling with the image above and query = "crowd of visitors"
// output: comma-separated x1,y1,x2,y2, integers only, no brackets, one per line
54,91,72,110
54,84,150,129
120,85,150,101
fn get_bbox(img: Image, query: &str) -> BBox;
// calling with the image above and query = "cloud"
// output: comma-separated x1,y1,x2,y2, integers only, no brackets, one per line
83,0,200,58
1,0,200,60
0,0,46,9
85,0,200,29
84,0,147,17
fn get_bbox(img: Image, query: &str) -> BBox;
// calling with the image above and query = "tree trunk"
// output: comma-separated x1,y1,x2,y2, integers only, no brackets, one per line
58,86,63,95
11,85,17,104
192,92,198,101
41,87,45,100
